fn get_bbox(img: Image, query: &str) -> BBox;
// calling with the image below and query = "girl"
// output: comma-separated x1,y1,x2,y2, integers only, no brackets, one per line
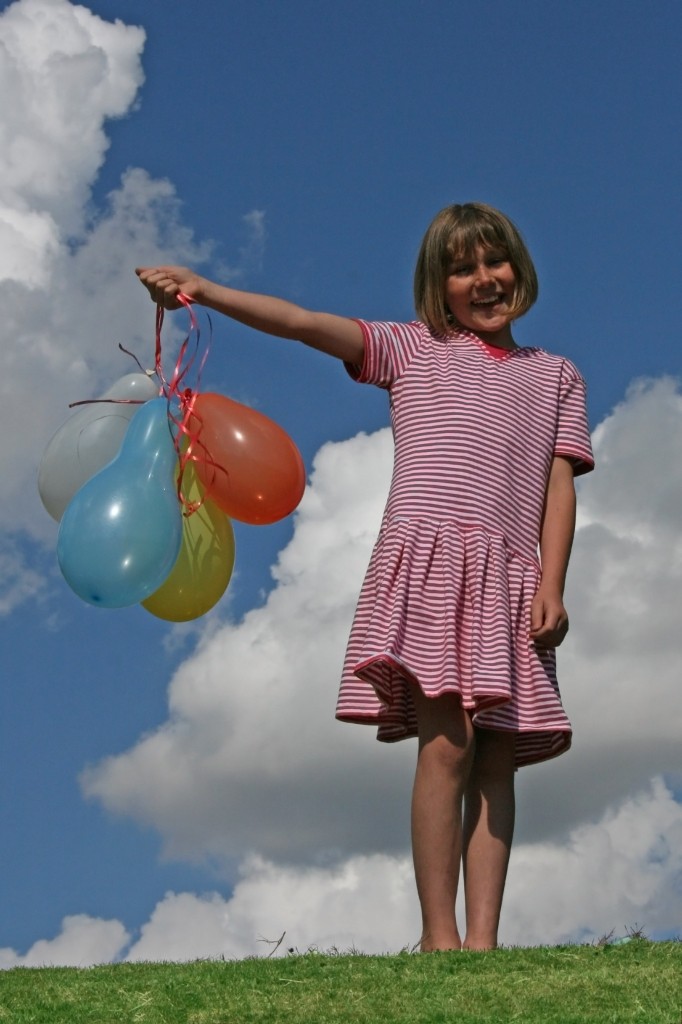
137,202,594,953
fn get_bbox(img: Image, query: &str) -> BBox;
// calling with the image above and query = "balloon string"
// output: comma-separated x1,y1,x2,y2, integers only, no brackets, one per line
155,294,218,516
69,347,161,408
68,397,152,409
118,342,150,375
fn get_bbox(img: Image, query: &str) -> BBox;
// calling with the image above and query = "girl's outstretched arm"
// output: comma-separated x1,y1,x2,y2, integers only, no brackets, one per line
530,455,577,648
135,266,365,365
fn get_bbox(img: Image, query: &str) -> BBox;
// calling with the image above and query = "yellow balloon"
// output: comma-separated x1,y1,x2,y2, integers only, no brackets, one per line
142,462,235,622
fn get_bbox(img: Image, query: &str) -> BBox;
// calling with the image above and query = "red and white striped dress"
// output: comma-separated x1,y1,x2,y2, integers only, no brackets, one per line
336,320,594,768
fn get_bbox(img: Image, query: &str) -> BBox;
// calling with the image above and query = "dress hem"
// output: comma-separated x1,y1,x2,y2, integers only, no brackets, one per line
334,707,572,767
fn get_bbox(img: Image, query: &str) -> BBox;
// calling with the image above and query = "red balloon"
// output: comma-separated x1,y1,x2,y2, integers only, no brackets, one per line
189,393,306,525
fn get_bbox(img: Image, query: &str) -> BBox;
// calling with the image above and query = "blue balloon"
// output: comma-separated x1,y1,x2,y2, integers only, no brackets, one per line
57,397,183,608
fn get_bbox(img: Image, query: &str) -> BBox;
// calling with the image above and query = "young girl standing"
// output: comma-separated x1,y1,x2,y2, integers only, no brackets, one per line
137,202,594,953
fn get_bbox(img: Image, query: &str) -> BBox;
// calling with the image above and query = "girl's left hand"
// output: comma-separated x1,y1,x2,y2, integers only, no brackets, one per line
529,588,569,647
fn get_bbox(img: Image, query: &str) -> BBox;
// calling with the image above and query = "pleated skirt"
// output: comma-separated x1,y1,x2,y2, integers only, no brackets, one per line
336,516,572,768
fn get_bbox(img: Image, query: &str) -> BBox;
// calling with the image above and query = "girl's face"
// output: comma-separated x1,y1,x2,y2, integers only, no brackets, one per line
444,245,517,345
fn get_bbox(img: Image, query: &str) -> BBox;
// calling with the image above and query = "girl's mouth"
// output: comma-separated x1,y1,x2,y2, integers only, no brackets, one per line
471,294,504,308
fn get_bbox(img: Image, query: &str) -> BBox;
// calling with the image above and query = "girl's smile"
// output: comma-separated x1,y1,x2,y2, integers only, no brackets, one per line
444,246,517,347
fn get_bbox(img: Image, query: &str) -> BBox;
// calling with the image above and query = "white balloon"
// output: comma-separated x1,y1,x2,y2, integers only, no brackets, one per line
38,372,160,521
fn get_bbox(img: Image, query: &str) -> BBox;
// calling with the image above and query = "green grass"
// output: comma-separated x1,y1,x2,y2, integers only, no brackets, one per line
0,941,680,1024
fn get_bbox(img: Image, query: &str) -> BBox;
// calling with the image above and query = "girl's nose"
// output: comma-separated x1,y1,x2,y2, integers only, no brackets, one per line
474,262,493,285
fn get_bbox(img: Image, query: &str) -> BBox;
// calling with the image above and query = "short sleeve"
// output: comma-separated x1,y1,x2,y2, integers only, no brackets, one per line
555,360,595,475
344,320,426,389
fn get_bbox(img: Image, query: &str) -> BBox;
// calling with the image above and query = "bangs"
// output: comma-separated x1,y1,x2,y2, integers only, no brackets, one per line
445,216,510,264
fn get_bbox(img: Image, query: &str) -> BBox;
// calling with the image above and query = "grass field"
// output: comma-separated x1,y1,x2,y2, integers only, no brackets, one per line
0,939,680,1024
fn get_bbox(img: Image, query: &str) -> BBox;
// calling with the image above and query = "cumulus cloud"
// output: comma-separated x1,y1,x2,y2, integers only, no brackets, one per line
516,376,682,839
0,0,216,623
0,913,130,968
1,0,144,536
81,429,408,864
216,209,266,282
504,775,682,946
0,545,45,614
0,1,268,577
126,853,418,962
5,777,678,966
83,378,682,877
0,0,145,270
122,777,682,957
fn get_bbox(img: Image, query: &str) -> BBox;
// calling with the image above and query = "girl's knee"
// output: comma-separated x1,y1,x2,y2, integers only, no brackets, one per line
418,731,473,777
411,689,475,784
412,686,475,750
471,728,517,782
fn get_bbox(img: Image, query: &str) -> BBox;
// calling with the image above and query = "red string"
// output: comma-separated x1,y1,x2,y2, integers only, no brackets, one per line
155,294,217,516
67,297,217,517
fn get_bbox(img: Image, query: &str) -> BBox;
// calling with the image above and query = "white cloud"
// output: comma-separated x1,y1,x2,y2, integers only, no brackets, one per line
82,378,682,869
582,376,682,541
214,208,266,283
125,854,418,962
504,775,682,946
517,376,682,839
2,168,208,547
0,204,60,286
239,209,266,271
0,0,211,601
6,778,678,967
0,2,267,593
0,0,145,245
0,913,130,969
1,0,144,538
81,429,408,864
0,542,46,614
122,777,682,959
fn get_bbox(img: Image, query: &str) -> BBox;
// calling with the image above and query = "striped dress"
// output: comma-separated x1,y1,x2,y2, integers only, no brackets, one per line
335,320,594,768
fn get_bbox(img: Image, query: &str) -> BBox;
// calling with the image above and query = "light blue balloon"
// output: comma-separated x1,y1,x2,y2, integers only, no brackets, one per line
57,397,183,608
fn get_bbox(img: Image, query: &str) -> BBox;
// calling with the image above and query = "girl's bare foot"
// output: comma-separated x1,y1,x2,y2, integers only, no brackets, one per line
463,936,498,951
420,931,462,952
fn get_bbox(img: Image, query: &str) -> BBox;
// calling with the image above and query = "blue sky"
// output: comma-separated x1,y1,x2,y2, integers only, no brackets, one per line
1,0,681,962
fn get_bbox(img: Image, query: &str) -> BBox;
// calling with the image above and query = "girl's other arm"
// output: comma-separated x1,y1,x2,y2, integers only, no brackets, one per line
135,266,365,366
530,455,577,648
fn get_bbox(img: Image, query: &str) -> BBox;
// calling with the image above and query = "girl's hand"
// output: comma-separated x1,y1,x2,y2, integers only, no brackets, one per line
529,586,569,648
135,266,205,309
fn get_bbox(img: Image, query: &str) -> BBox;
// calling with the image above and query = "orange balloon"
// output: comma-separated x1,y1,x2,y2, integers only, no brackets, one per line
189,392,306,525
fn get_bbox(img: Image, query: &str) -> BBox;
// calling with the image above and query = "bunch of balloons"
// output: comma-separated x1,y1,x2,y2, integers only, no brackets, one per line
39,369,306,622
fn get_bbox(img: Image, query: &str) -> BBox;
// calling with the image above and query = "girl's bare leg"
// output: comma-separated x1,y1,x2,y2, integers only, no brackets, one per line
411,688,475,951
462,728,516,950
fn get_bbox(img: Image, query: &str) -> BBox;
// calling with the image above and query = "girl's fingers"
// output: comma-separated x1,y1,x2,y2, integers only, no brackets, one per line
135,267,195,309
135,268,181,308
529,593,568,646
531,616,569,648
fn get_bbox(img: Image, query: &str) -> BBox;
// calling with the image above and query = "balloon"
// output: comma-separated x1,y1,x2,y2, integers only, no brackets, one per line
142,463,236,622
57,397,182,608
39,372,159,521
189,392,306,525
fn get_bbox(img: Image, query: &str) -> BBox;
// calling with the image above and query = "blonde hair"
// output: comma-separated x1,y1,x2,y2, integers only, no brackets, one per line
414,202,539,334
